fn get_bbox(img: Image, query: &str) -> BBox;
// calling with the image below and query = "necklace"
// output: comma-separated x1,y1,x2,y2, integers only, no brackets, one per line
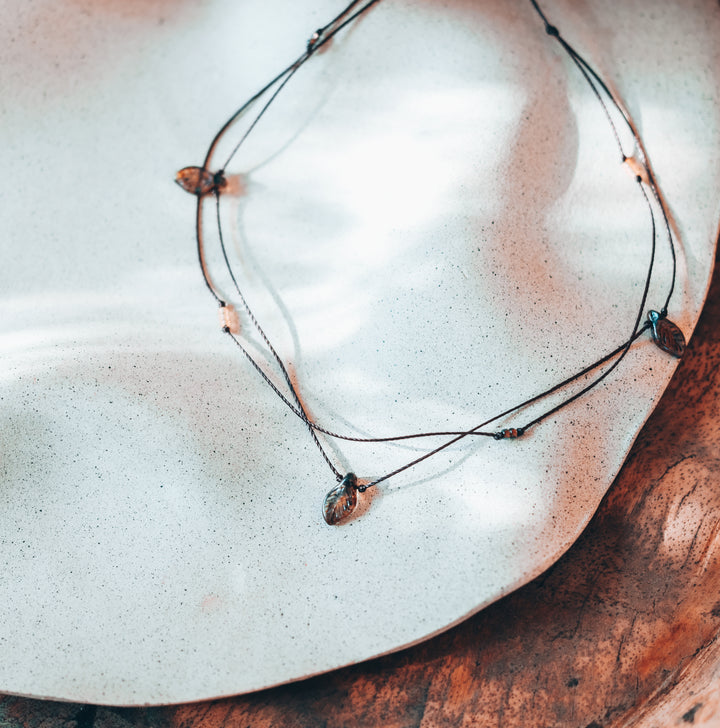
176,0,686,525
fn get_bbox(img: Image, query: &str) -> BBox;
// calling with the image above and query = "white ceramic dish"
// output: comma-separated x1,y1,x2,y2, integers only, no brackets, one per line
0,0,718,706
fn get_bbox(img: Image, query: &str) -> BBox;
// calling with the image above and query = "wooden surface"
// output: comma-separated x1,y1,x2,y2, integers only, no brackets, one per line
2,242,719,727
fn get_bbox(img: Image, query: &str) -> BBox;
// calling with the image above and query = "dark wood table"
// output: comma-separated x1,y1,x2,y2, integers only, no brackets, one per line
3,242,719,728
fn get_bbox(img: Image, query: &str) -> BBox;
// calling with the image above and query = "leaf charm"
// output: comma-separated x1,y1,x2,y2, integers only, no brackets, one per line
322,473,358,525
648,310,686,358
175,166,226,197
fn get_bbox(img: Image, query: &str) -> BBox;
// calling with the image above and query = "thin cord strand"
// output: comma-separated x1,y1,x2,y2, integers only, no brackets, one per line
195,0,381,307
222,64,305,171
569,48,678,314
530,3,679,313
562,46,678,313
195,195,223,304
520,180,658,432
214,194,342,480
558,38,626,159
213,0,381,173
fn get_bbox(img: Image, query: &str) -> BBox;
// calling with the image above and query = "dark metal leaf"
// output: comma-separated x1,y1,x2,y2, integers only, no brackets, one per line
322,473,358,525
648,310,686,358
175,166,224,197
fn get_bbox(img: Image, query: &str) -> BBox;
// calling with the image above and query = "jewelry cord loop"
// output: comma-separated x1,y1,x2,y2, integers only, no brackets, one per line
177,0,684,523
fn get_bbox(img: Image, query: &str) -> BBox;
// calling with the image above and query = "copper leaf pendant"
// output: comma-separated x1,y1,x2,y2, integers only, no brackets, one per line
323,473,358,525
175,166,225,197
648,310,686,358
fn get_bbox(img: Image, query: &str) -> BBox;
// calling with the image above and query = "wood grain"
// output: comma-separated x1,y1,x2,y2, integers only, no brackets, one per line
1,244,719,728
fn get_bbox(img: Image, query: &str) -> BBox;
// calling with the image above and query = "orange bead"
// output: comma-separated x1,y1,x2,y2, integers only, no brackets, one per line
219,303,240,334
623,156,649,185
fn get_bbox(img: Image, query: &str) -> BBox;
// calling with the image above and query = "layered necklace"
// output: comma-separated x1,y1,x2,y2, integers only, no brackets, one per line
176,0,686,525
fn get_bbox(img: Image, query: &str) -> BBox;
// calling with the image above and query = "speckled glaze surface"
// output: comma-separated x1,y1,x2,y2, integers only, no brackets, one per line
0,0,718,706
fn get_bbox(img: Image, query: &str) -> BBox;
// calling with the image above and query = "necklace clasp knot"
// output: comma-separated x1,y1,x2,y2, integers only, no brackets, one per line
307,28,323,52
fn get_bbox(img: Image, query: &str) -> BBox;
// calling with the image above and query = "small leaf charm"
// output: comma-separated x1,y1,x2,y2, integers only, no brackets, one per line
323,473,358,525
648,310,686,358
175,166,226,197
